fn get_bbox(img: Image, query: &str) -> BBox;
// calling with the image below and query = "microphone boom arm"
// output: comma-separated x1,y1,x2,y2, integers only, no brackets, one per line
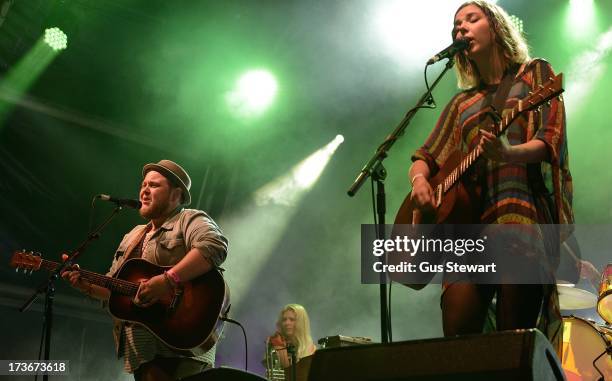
347,58,456,197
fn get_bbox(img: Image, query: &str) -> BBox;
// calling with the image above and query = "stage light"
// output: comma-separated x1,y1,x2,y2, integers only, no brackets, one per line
220,135,344,311
566,0,596,40
255,135,344,205
226,69,278,118
509,15,524,34
371,1,497,67
44,27,67,51
295,134,344,188
0,28,67,125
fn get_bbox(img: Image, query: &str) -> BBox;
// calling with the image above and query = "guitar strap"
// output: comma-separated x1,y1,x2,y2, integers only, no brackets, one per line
463,64,519,159
124,224,152,261
110,223,151,357
490,63,519,119
467,64,520,212
488,62,558,224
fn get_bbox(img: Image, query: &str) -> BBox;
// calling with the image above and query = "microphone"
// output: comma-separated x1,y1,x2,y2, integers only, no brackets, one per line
96,194,142,209
427,38,470,65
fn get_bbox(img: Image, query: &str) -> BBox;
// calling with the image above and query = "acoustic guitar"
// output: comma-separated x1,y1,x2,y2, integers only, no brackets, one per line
391,73,564,288
10,250,230,351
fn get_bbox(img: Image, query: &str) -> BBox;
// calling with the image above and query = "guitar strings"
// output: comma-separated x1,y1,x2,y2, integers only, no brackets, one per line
42,259,139,295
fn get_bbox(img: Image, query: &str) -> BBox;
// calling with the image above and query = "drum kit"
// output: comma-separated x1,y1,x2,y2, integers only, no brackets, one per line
559,263,611,381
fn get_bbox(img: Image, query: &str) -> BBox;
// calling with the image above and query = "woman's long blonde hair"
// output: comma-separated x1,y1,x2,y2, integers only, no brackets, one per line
276,304,315,359
453,0,530,89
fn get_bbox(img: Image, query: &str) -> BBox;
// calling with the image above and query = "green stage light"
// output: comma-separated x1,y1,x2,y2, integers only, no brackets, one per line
509,15,524,34
226,69,278,118
0,33,64,126
44,27,68,51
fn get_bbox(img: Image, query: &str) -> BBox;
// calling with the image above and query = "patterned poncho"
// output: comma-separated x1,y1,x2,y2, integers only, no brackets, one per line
412,59,574,356
412,58,573,227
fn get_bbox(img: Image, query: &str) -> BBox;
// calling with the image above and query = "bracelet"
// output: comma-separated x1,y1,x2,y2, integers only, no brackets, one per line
162,272,177,291
411,173,425,185
166,269,181,285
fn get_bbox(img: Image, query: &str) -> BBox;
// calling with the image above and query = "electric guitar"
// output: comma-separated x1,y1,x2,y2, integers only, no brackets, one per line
10,250,230,351
391,73,565,288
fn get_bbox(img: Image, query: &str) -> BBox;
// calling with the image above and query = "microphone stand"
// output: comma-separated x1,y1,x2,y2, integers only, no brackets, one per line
347,58,456,344
19,206,124,381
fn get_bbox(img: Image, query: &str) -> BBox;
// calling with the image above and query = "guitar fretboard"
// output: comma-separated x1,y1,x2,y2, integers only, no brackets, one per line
439,75,561,196
41,259,139,296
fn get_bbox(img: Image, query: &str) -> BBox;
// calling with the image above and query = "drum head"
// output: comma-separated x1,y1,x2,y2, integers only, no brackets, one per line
598,264,612,324
598,291,612,324
562,316,612,381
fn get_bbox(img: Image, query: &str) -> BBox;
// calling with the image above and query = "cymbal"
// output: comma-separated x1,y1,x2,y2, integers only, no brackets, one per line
557,283,597,310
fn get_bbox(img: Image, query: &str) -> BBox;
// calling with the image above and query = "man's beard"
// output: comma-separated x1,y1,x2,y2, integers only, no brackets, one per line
139,202,168,220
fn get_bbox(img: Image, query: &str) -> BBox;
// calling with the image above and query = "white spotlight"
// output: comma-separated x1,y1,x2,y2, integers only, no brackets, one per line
255,135,344,206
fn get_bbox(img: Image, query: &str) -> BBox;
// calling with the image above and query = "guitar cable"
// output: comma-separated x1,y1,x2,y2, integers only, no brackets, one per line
221,315,249,371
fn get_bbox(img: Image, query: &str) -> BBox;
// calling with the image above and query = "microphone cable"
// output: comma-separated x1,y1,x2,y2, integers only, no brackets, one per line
221,315,249,371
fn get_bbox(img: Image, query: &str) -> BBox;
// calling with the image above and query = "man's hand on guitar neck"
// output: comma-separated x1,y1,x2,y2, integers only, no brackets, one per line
60,254,110,301
61,262,90,293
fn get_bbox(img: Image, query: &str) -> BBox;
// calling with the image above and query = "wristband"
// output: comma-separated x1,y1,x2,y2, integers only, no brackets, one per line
166,268,181,285
411,173,425,185
162,272,177,291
